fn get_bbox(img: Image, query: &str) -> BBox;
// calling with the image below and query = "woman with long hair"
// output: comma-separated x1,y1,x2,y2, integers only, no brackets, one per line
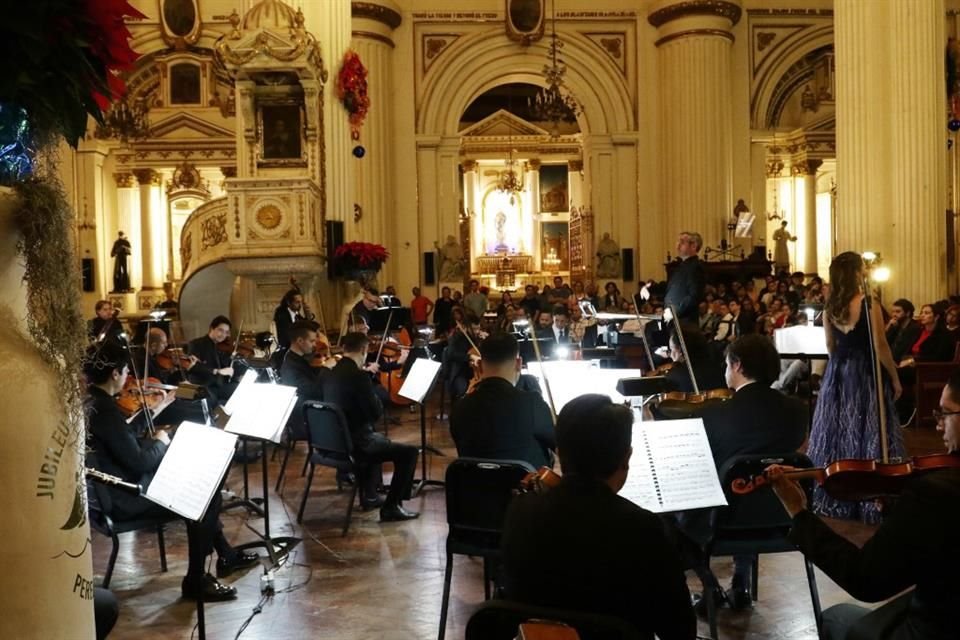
806,252,904,523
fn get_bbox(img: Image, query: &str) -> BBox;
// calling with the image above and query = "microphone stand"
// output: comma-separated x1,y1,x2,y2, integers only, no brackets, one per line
668,305,700,395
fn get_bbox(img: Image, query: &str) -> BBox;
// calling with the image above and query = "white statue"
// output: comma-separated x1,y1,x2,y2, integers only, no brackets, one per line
596,232,621,278
435,235,466,281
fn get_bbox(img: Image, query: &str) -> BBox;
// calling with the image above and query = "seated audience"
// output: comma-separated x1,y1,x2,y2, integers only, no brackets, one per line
898,303,955,367
450,333,555,469
501,394,696,640
886,298,920,363
765,369,960,640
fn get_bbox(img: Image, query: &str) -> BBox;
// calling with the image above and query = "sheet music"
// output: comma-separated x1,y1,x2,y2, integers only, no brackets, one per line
774,325,828,356
398,357,441,404
223,369,259,416
619,418,727,513
735,213,755,237
144,422,237,521
225,382,298,443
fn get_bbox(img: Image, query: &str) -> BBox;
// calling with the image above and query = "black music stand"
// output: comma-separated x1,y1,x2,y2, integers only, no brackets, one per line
224,382,302,566
398,357,445,495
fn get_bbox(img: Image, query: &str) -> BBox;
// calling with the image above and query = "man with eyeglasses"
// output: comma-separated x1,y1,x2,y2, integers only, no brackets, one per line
764,369,960,640
664,231,705,325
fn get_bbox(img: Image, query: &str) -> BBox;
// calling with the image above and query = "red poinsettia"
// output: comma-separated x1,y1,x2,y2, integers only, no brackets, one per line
336,51,370,129
85,0,147,110
334,242,389,269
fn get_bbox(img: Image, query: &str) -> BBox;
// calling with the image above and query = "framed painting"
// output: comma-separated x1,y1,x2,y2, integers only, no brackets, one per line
539,164,569,213
257,101,306,167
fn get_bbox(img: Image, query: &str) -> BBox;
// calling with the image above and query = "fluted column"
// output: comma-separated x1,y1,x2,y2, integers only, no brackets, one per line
648,0,740,247
133,169,163,292
462,160,481,272
114,172,140,292
835,0,945,302
794,160,822,276
350,1,401,278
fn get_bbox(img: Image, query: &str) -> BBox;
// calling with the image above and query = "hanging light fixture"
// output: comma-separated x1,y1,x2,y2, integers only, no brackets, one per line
528,0,582,137
765,135,785,220
95,93,151,143
496,145,525,205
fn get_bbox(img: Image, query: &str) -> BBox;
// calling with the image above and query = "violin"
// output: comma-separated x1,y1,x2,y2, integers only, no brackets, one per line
646,361,675,377
731,454,960,502
518,466,562,494
115,376,166,418
217,336,255,358
650,387,733,420
657,388,734,403
154,347,196,371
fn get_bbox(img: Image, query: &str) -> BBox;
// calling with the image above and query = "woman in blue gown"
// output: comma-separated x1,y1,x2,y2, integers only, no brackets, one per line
807,252,904,523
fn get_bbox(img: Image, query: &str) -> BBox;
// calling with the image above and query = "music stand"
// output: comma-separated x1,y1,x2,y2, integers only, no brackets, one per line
398,357,444,495
224,382,302,566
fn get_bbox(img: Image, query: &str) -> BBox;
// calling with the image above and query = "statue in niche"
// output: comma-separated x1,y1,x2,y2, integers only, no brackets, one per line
772,220,797,273
595,232,621,278
435,235,466,281
110,231,132,293
494,210,508,252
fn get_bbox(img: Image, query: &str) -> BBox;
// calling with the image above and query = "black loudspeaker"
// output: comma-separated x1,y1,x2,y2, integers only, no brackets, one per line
424,251,436,285
622,248,635,282
81,258,95,292
325,220,345,279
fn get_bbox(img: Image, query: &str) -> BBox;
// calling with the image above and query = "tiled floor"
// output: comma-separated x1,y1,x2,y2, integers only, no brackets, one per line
97,406,942,640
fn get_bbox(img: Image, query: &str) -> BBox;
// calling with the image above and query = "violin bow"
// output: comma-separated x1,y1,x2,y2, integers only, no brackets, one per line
668,304,700,395
170,320,188,381
527,324,558,424
123,343,156,437
630,296,656,372
375,307,395,362
861,274,889,463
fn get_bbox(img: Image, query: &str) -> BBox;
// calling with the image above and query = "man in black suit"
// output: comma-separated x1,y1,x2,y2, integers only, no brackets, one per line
88,300,124,343
85,342,256,601
535,305,571,346
664,231,706,325
501,394,696,640
187,315,237,405
450,333,555,468
444,312,483,401
662,322,725,394
669,334,807,612
885,298,920,363
324,332,419,521
764,370,960,640
273,289,309,351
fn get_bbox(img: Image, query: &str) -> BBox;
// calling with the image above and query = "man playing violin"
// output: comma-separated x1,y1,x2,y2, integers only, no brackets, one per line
129,327,207,426
88,300,124,344
764,370,960,640
187,315,237,405
450,333,555,469
273,289,310,352
443,312,484,402
667,335,807,613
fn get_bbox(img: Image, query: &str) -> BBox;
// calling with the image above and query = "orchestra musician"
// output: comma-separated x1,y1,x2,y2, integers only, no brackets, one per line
84,341,258,602
273,288,311,351
88,300,124,343
662,322,724,393
535,305,571,348
323,332,419,521
450,333,555,469
443,311,484,402
133,327,207,426
664,231,705,325
763,370,960,640
664,335,808,614
187,315,237,405
501,394,696,640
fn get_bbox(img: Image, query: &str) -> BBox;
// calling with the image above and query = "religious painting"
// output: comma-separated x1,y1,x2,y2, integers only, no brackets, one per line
539,164,568,213
257,102,306,167
506,0,545,44
541,221,570,272
159,0,201,47
169,63,201,105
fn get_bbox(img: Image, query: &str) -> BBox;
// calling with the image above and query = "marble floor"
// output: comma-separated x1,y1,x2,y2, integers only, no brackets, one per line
96,404,943,640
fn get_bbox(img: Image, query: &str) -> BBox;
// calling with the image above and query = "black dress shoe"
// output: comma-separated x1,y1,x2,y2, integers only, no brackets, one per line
360,496,386,511
725,586,753,611
181,574,238,602
336,471,356,488
215,550,260,578
692,588,728,618
379,505,420,522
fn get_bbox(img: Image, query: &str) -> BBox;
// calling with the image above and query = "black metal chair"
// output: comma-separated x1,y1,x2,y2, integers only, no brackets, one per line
297,401,367,535
465,600,642,640
274,415,311,493
437,457,536,640
86,458,175,588
698,452,823,640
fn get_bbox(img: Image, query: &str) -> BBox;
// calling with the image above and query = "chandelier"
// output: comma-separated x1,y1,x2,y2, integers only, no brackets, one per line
528,0,581,137
95,93,150,142
497,146,525,205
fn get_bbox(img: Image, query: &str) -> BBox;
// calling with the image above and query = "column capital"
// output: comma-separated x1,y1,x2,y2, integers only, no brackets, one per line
567,159,583,173
528,159,542,171
647,0,741,46
113,172,136,188
132,168,162,186
221,166,237,179
352,1,401,29
461,159,477,172
792,159,823,177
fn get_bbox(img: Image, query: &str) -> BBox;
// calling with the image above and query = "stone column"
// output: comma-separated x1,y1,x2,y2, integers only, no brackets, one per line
350,1,401,260
525,159,541,257
113,172,140,293
794,159,822,276
648,0,741,247
133,169,164,296
835,0,946,302
462,159,481,272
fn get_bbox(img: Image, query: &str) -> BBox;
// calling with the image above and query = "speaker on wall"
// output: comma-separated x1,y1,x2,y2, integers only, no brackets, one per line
325,220,345,279
81,258,95,292
424,251,436,285
622,248,634,282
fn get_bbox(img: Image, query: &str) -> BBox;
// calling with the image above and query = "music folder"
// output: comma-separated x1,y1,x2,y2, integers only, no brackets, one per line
398,357,441,404
225,382,298,443
144,422,238,521
619,418,728,513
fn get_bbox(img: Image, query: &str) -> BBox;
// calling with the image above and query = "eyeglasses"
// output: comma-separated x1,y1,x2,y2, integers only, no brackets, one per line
932,409,960,422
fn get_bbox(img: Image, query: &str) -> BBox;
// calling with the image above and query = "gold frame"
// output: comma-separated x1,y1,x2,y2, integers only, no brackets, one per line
256,100,307,167
505,0,545,45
